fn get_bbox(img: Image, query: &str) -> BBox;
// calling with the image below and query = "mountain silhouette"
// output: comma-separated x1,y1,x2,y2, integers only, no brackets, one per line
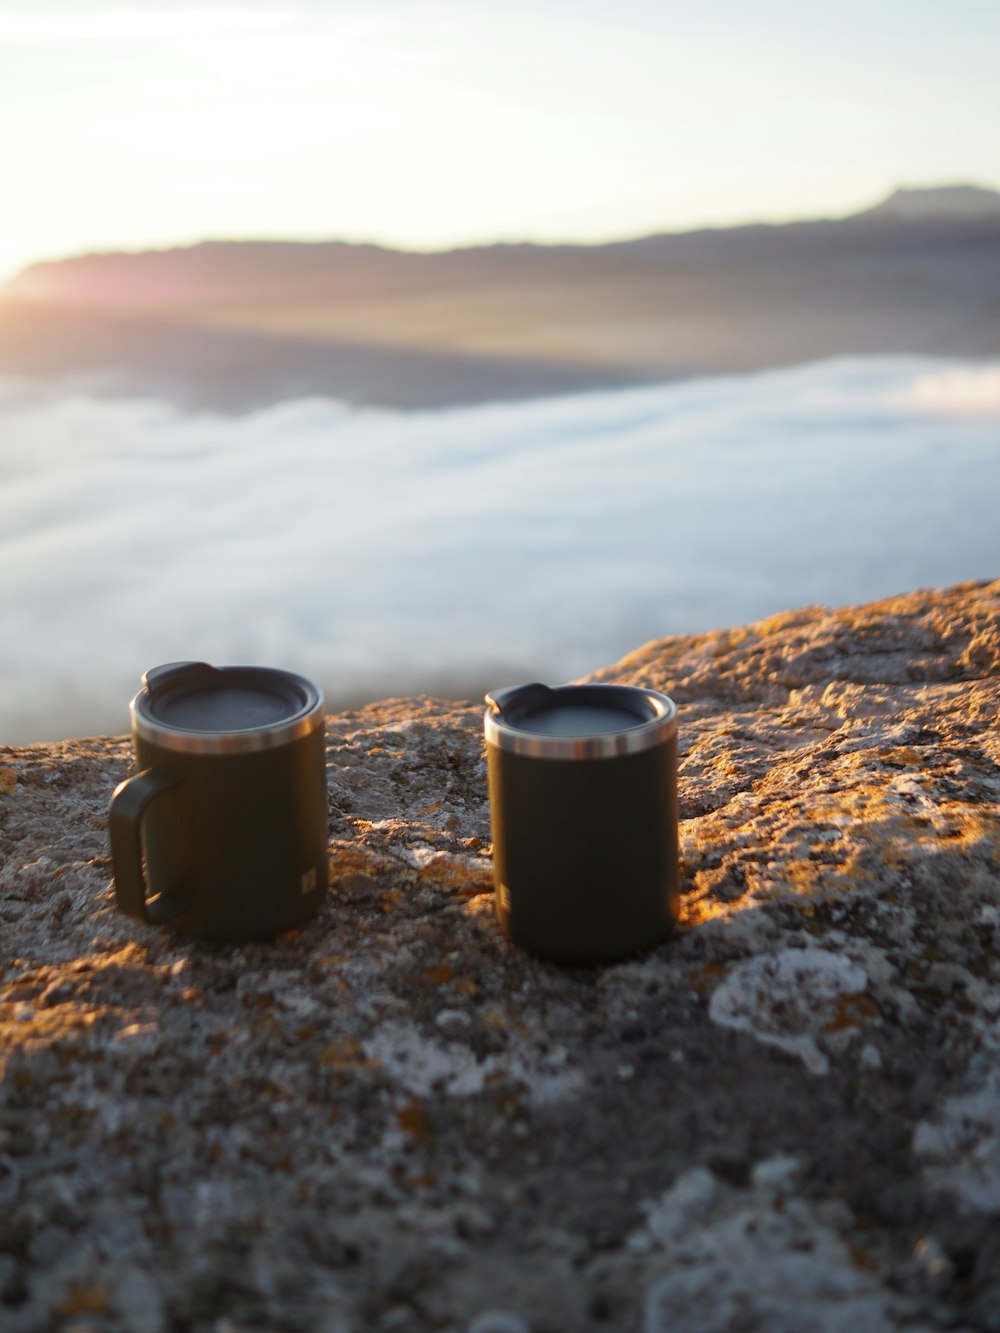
1,185,998,410
855,184,1000,222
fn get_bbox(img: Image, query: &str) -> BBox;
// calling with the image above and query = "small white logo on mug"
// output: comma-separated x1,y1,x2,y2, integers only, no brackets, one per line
301,868,318,895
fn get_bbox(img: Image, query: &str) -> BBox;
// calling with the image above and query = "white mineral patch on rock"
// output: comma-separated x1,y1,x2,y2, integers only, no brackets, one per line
913,1061,1000,1214
364,1021,486,1096
641,1164,906,1333
466,1313,530,1333
398,844,446,870
640,1167,719,1245
708,947,869,1075
364,1020,585,1104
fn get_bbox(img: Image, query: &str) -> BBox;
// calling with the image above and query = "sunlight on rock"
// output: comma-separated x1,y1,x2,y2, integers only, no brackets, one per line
0,580,998,1328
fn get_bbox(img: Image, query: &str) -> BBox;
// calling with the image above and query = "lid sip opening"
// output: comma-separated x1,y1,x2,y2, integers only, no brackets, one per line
484,682,676,760
132,662,325,755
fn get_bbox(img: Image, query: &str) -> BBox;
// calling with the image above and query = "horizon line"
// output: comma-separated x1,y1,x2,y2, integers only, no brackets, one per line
6,180,1000,286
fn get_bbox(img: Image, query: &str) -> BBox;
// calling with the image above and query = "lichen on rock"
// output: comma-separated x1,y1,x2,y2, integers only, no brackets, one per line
1,578,998,1330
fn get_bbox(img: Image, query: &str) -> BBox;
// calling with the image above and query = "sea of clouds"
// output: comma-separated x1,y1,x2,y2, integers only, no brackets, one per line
1,355,998,744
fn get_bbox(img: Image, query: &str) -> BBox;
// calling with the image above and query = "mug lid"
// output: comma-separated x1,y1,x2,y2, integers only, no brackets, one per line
131,662,325,754
484,682,676,759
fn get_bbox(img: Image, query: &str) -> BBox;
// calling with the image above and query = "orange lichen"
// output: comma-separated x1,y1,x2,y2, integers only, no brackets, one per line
756,607,820,636
318,1038,380,1072
397,1098,431,1143
0,1003,101,1050
425,965,454,986
57,1285,111,1317
417,853,492,895
824,993,879,1032
679,897,735,926
686,962,730,991
329,840,394,879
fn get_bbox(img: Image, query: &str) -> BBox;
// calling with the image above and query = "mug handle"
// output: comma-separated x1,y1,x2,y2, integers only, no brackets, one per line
109,768,186,925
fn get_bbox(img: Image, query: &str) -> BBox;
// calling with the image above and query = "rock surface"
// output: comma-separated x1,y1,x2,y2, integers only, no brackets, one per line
1,579,999,1332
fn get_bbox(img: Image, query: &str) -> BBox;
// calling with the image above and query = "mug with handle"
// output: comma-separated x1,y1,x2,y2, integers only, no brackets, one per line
109,661,329,941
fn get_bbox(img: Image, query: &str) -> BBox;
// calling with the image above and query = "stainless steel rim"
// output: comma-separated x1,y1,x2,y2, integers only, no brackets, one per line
484,685,677,759
131,672,325,755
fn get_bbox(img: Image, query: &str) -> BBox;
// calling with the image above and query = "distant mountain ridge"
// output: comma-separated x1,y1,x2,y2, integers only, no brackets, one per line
6,184,1000,307
0,184,997,411
856,184,1000,222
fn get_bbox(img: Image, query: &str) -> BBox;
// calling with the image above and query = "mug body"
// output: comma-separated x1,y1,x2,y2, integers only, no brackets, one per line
111,662,328,941
485,683,678,963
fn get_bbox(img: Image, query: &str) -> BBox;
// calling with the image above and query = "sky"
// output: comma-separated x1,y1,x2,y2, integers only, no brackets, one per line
1,0,999,281
1,354,998,744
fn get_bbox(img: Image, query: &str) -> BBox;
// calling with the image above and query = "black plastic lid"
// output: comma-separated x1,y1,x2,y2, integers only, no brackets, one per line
484,682,676,759
131,662,324,754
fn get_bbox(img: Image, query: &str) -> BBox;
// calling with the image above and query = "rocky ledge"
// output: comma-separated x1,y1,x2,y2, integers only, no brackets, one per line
1,580,999,1333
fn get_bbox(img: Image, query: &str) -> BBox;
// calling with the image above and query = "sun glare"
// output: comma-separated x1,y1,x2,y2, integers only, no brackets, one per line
0,3,997,280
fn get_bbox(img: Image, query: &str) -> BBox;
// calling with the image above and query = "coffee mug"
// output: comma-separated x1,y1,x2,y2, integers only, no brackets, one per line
484,682,678,963
109,661,329,941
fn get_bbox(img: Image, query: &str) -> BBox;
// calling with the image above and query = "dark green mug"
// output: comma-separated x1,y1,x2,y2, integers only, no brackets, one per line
485,682,679,964
109,662,329,941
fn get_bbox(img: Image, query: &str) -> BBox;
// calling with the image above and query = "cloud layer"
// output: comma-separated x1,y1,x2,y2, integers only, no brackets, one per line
1,356,998,743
